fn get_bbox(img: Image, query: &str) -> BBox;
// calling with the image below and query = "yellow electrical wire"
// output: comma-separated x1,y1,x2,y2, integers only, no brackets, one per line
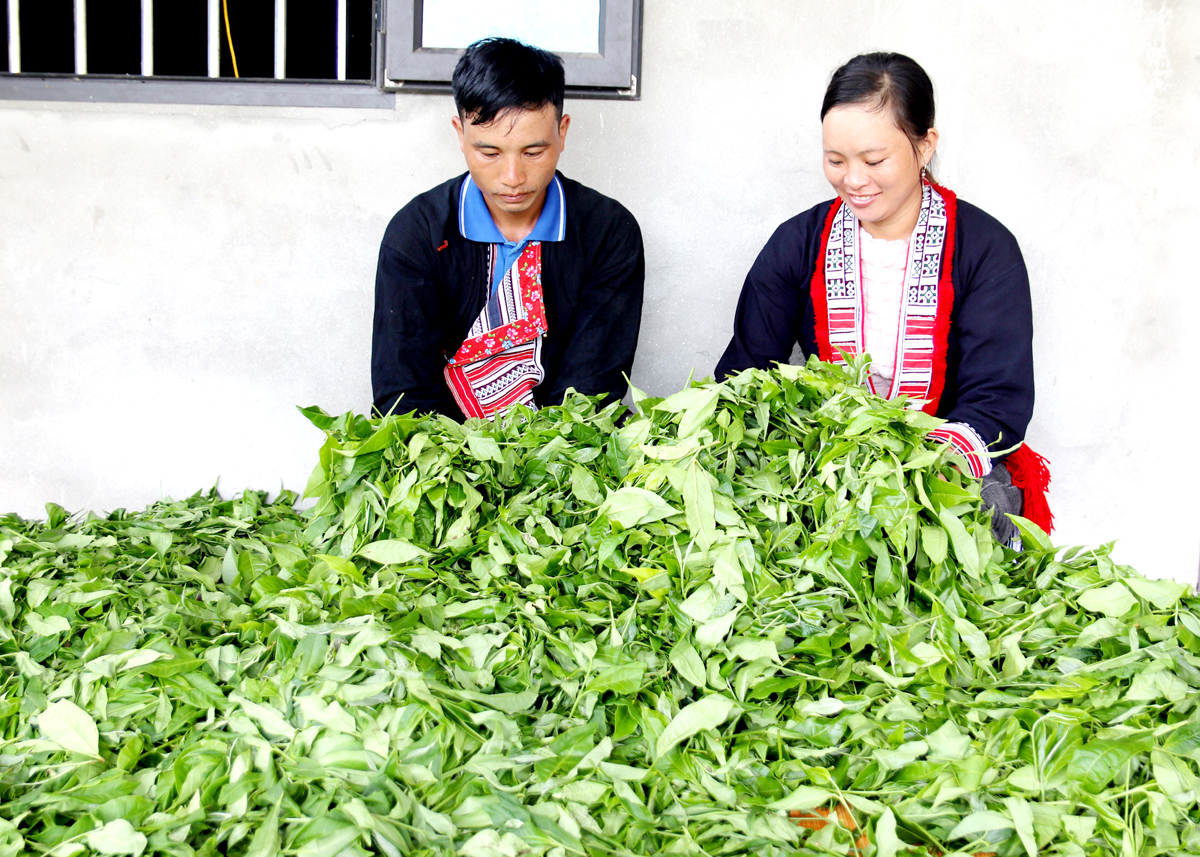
222,0,240,78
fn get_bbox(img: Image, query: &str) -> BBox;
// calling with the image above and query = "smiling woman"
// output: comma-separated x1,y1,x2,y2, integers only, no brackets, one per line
716,51,1052,547
821,104,937,241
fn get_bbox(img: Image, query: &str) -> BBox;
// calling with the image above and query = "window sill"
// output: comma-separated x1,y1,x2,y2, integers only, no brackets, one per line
0,76,396,109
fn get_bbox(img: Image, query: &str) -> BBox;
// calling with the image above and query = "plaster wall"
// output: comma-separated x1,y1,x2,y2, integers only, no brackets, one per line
2,0,1198,581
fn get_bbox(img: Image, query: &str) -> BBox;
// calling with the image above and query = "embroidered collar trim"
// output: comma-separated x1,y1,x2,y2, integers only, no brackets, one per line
811,181,958,416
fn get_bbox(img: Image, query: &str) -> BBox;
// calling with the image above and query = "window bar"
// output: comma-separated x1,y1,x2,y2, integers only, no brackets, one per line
7,0,19,74
336,0,346,81
74,0,86,74
141,0,153,76
274,0,286,79
207,0,219,77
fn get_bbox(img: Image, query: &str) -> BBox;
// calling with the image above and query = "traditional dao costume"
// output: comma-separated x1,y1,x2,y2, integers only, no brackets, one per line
716,181,1052,537
443,175,558,419
372,172,644,421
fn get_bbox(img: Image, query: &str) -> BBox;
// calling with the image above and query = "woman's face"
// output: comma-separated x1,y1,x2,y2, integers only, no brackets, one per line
821,102,938,240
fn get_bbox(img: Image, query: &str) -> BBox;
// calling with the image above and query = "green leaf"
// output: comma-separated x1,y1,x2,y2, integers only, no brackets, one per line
768,785,834,812
728,636,779,663
656,695,737,758
669,640,707,688
1005,796,1038,857
948,810,1014,840
1078,582,1137,617
1162,719,1200,755
1125,574,1188,609
1126,664,1190,702
357,539,429,565
1152,749,1198,800
875,808,900,857
927,719,972,762
467,434,504,463
1068,739,1138,793
245,802,282,857
954,616,991,663
570,464,603,505
585,662,646,695
85,820,148,857
597,487,678,528
939,507,979,577
39,699,99,757
695,607,740,651
682,462,717,550
800,697,845,717
454,688,539,714
654,387,720,438
712,542,747,603
920,525,948,564
25,613,71,635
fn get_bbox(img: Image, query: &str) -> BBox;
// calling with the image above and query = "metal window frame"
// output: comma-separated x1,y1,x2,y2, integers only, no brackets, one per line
0,0,394,108
381,0,641,98
0,0,639,106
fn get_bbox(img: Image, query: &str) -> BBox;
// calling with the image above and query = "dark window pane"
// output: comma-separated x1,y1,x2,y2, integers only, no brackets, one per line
153,0,208,77
346,0,373,81
1,5,8,72
220,0,273,79
286,0,336,80
20,0,74,74
87,0,140,75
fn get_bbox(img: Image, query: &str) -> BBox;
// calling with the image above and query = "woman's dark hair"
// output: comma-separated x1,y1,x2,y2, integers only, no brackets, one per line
452,37,565,126
820,52,935,150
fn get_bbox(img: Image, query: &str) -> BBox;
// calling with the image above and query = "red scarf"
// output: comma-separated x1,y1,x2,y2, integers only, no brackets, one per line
444,242,548,420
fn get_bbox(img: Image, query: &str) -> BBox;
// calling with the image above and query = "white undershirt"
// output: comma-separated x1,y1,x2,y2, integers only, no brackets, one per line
860,226,910,395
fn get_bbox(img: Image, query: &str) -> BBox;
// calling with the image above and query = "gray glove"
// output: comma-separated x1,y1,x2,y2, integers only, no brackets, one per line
980,461,1023,546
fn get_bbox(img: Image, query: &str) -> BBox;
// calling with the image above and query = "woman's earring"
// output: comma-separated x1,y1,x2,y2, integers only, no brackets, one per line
920,164,927,182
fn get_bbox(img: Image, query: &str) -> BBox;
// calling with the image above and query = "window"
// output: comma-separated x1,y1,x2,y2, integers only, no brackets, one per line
383,0,641,96
0,0,641,105
1,0,392,107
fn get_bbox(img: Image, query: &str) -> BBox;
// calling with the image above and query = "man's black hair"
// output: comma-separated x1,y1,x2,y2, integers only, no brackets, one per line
452,37,565,126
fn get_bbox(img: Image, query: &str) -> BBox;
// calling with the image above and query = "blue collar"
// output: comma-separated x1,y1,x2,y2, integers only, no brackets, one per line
458,173,567,245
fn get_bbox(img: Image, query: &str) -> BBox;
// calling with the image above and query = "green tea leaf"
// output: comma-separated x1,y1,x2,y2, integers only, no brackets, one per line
669,640,707,688
682,462,717,550
1005,796,1038,857
85,820,148,856
357,538,429,565
38,700,99,757
656,695,737,758
586,662,645,695
597,487,678,528
1078,582,1136,617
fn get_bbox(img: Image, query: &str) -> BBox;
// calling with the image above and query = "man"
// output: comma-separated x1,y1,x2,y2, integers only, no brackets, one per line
371,37,645,420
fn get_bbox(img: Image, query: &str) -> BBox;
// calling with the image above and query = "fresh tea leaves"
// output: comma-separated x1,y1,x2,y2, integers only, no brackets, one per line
2,358,1198,856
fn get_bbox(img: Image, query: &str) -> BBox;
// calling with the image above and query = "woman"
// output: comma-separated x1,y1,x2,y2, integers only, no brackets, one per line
715,52,1050,544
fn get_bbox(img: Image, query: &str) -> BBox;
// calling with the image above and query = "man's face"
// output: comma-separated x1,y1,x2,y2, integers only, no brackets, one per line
453,103,570,230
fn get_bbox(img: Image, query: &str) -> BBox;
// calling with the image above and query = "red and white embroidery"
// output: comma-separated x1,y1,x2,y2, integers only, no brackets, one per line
445,242,548,419
928,422,993,478
814,182,953,407
811,183,998,470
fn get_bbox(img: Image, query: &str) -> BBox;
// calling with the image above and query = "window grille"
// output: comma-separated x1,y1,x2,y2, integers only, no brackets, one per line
0,0,641,105
1,0,387,106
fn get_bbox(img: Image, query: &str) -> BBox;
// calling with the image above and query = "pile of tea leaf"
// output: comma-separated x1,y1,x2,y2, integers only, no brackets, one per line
2,359,1199,857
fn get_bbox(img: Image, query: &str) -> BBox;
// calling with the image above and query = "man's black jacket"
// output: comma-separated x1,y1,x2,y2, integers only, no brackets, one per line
372,172,645,418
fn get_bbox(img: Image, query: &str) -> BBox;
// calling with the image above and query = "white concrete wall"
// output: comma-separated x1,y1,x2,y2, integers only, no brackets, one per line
2,0,1197,582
